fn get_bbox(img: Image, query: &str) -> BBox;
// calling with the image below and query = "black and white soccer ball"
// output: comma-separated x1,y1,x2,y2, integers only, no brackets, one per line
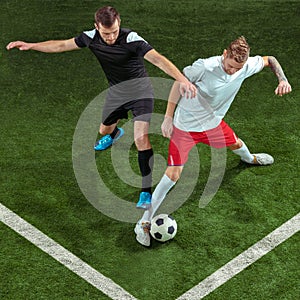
150,214,177,242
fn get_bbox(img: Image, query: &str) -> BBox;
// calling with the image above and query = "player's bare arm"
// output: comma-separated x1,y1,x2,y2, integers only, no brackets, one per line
263,56,292,96
6,38,79,53
161,81,181,138
144,49,197,98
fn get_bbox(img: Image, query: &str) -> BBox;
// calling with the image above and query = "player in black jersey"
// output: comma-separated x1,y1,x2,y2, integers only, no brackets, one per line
6,6,196,209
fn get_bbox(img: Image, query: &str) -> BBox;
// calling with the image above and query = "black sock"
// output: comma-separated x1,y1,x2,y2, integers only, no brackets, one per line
138,149,154,194
110,127,119,139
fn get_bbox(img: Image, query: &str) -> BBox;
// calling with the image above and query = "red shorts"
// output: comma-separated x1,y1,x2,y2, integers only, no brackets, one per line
168,120,238,166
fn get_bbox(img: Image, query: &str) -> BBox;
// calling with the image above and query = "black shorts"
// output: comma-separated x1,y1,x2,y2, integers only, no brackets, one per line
102,98,154,125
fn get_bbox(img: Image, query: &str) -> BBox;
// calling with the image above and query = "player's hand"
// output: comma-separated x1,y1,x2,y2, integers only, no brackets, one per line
179,81,197,98
161,116,173,139
275,80,292,96
6,41,31,51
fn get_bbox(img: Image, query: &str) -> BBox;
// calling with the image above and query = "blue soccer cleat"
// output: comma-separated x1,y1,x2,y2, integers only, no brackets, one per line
136,192,152,209
94,128,124,151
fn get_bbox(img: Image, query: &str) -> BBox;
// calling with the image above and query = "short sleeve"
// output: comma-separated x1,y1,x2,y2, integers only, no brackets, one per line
74,29,97,48
126,31,153,57
183,59,205,83
243,56,264,78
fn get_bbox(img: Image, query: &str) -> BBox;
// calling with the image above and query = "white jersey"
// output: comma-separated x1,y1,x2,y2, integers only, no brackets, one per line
173,55,264,132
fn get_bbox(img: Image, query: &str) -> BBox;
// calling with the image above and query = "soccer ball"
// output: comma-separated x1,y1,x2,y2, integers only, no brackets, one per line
150,214,177,242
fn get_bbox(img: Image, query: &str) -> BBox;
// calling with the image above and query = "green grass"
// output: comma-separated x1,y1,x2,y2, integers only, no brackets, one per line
1,0,300,299
0,223,111,299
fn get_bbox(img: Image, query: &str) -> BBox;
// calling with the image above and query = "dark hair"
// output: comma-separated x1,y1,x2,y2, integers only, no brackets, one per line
227,36,250,63
94,6,120,27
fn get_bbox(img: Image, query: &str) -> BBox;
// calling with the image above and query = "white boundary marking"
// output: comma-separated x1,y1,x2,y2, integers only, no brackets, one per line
176,212,300,299
1,202,299,300
0,203,137,300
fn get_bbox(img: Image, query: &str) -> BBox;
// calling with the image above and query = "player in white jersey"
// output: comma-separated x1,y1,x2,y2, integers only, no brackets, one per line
135,36,292,246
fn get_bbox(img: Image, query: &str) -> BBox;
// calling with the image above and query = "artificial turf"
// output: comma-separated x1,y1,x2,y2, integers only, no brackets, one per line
1,0,299,299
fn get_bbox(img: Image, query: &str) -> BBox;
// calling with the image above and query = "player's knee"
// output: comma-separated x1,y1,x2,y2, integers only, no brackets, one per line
167,172,181,182
134,135,151,150
168,173,180,182
228,138,243,150
165,167,182,182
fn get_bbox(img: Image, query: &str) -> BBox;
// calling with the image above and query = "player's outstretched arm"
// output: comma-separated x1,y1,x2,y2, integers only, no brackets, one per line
263,56,292,96
6,38,79,53
144,49,197,98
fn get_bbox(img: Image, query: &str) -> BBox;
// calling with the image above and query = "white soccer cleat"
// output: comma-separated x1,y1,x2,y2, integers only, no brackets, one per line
243,153,274,165
134,221,151,247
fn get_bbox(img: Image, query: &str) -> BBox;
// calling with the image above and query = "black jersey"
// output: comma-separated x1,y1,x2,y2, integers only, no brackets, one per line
75,28,153,86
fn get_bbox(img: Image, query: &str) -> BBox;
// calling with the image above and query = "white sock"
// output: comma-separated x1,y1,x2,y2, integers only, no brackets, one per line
141,174,176,222
232,140,254,163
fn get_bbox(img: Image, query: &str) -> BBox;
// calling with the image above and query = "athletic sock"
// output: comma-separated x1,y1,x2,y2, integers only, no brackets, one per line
232,140,254,163
141,174,176,222
110,127,119,139
138,149,154,194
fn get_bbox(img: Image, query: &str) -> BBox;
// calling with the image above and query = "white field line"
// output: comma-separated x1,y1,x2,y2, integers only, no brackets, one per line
1,202,299,300
176,212,300,300
0,203,137,300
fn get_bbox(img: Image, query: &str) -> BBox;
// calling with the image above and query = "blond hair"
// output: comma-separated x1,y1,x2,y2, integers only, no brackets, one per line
227,36,250,63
